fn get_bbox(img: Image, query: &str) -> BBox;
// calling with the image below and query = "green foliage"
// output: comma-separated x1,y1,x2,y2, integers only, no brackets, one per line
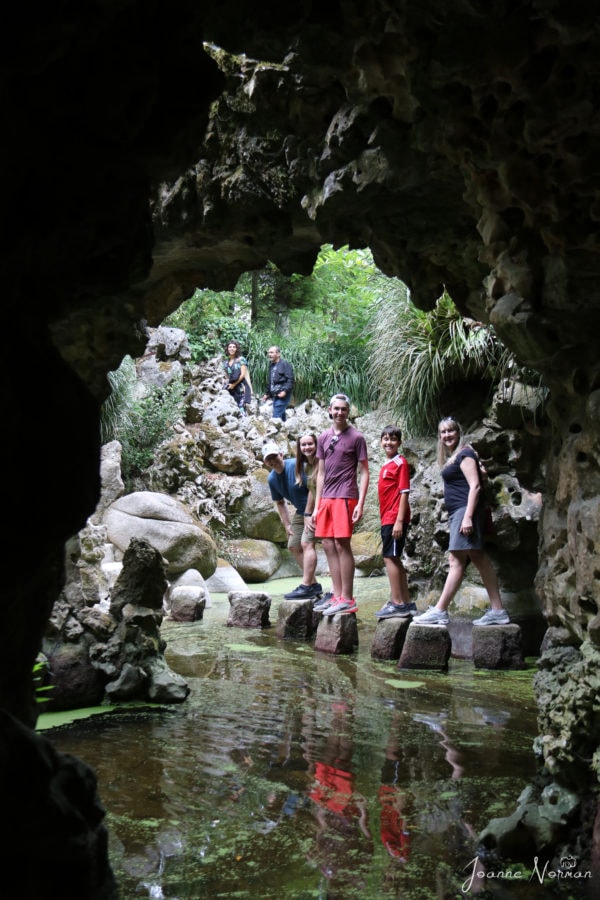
161,246,397,412
162,292,252,361
368,288,514,435
100,356,185,488
33,658,52,705
247,329,375,410
100,355,137,444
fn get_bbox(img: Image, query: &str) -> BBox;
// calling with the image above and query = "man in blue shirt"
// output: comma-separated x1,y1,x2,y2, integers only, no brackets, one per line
263,441,322,600
262,346,294,421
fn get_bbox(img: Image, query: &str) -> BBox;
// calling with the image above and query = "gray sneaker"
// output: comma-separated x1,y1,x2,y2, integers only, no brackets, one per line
284,582,323,600
473,608,510,626
313,592,334,612
412,606,449,626
376,600,417,619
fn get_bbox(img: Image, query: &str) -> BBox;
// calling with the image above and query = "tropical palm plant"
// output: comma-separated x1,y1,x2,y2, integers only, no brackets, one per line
368,288,514,435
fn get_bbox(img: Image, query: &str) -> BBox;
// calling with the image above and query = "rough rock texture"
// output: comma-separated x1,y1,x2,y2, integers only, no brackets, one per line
3,1,600,894
472,624,526,670
314,613,359,655
44,537,190,711
371,616,411,661
398,624,452,671
275,599,317,641
226,590,271,628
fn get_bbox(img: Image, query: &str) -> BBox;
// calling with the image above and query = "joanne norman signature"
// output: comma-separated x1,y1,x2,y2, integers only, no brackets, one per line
462,855,592,893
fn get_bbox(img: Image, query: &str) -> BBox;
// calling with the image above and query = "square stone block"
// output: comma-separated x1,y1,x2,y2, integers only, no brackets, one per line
472,623,525,669
397,623,452,670
314,613,358,655
275,599,316,640
226,590,271,628
371,617,411,660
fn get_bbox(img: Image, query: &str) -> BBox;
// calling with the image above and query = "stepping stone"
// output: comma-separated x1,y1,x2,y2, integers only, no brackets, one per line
371,616,411,660
226,590,271,628
275,599,317,640
314,613,358,655
397,623,452,670
472,623,525,669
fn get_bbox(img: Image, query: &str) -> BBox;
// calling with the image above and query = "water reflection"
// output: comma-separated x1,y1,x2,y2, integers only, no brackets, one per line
46,580,541,898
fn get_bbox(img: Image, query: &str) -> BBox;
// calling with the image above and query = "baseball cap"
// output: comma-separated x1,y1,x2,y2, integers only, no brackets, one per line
262,442,281,460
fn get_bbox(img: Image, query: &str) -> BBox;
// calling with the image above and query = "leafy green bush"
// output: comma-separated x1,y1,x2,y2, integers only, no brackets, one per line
33,658,52,706
162,290,251,361
101,357,185,488
247,330,375,410
162,246,387,412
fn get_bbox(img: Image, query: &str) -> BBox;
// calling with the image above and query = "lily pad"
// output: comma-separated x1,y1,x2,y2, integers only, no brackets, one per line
384,678,426,689
226,644,270,653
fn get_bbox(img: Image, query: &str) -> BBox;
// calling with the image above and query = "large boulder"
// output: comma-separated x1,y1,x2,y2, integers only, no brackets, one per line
205,558,248,593
352,531,383,575
238,469,287,541
103,491,217,577
224,539,282,582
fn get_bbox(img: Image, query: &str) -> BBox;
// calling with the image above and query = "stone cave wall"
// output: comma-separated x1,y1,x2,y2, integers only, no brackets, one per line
2,1,599,895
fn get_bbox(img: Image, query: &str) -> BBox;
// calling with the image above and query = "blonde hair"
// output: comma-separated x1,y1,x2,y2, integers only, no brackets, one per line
437,416,463,466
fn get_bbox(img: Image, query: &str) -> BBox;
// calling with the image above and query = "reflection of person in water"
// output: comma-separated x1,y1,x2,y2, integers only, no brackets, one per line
379,718,412,861
413,712,464,779
307,701,374,892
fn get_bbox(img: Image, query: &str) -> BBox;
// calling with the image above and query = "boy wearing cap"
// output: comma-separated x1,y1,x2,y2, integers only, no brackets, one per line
312,394,369,616
262,442,322,599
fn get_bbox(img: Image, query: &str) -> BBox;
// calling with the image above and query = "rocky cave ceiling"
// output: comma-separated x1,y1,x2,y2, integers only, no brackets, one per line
6,1,598,401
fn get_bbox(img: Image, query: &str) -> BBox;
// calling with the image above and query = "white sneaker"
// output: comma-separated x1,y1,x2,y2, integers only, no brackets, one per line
412,606,449,626
473,608,510,626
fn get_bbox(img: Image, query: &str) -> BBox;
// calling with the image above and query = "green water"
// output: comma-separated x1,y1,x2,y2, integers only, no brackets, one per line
45,577,550,899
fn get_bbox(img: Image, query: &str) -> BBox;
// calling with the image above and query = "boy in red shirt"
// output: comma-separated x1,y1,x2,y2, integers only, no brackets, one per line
375,426,416,619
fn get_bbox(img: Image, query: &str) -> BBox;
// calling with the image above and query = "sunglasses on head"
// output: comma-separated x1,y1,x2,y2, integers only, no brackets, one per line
327,435,340,454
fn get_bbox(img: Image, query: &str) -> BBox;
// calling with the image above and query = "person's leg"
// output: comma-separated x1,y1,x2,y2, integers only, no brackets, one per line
272,396,290,421
436,551,469,611
287,515,304,570
301,538,318,586
384,557,409,605
322,538,342,597
467,550,504,609
289,543,303,569
335,537,355,600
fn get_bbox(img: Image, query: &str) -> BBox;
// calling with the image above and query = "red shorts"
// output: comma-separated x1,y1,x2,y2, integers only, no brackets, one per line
315,497,357,539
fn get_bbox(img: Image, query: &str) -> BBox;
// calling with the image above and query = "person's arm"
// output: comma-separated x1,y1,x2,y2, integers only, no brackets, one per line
459,455,481,532
279,361,294,395
352,458,370,523
275,498,294,536
393,458,410,538
303,490,315,530
312,458,325,525
393,492,409,539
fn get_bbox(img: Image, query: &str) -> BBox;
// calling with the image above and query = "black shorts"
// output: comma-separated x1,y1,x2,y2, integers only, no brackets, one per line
381,523,408,558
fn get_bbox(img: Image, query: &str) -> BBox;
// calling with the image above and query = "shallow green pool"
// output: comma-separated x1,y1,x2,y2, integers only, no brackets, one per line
45,577,545,899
